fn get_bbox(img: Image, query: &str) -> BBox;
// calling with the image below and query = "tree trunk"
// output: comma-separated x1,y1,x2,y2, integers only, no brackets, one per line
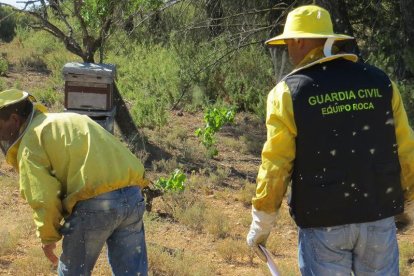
315,0,362,60
400,0,414,77
205,0,223,37
400,0,414,48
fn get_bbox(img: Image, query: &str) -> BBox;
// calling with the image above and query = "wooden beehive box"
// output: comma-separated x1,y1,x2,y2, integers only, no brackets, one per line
63,62,116,111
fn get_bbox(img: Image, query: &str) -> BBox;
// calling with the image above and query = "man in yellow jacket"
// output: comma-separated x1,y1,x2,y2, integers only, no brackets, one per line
0,89,149,275
247,5,414,275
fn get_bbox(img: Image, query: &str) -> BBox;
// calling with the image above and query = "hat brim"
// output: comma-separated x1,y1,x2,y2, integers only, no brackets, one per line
265,33,354,46
0,90,30,110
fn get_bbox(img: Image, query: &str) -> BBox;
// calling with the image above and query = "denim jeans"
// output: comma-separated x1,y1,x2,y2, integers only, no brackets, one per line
57,186,148,276
298,217,399,276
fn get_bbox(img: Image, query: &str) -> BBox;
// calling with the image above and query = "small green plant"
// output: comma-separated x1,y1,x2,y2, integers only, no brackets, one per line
195,106,236,157
155,169,186,192
0,57,8,76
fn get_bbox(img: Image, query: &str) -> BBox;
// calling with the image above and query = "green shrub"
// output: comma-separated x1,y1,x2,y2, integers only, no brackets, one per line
31,87,64,109
155,169,186,192
195,106,236,157
106,32,276,121
193,42,275,118
0,58,8,76
0,6,16,42
130,96,168,129
14,28,76,75
106,42,182,128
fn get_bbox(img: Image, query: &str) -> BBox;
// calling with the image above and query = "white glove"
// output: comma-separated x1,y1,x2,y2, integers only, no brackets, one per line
246,207,277,262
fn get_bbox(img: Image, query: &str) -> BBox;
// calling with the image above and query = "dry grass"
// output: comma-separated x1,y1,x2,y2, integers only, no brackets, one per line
236,180,257,207
239,134,265,155
216,238,251,264
0,176,36,256
207,166,231,187
204,207,229,239
219,136,249,154
8,247,54,275
399,239,414,276
174,201,206,233
148,243,215,276
151,158,181,173
0,228,19,256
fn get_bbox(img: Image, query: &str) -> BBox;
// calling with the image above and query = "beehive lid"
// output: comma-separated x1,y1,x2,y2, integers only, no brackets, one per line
63,62,116,79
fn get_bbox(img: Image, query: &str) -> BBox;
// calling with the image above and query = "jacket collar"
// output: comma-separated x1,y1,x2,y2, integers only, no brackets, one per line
280,47,358,81
296,46,358,68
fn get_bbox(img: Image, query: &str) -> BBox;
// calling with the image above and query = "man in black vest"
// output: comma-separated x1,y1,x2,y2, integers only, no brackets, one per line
247,5,414,275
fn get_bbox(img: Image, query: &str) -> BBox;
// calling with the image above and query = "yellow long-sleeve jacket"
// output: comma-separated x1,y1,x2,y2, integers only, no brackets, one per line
253,47,414,214
6,107,147,244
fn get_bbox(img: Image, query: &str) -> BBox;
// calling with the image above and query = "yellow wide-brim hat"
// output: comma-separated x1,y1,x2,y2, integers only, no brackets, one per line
266,5,354,45
0,89,34,109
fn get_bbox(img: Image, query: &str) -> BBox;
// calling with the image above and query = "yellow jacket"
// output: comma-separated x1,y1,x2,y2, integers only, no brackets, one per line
253,47,414,214
6,108,147,244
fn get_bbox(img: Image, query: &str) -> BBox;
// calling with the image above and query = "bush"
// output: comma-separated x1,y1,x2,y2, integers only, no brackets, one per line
195,105,236,157
13,28,77,75
194,42,275,118
31,87,64,110
0,57,8,76
106,32,275,121
106,42,182,128
0,6,16,42
130,96,168,129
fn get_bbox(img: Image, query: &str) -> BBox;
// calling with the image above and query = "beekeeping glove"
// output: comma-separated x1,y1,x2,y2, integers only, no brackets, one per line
246,207,277,262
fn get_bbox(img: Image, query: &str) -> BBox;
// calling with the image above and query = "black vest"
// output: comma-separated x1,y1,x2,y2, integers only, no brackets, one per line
286,58,404,228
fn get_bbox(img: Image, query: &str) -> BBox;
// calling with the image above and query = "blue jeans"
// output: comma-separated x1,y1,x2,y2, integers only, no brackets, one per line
298,217,399,276
58,186,148,276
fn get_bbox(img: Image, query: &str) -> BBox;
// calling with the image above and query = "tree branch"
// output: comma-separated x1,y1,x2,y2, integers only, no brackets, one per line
26,8,85,60
73,0,90,42
48,0,74,38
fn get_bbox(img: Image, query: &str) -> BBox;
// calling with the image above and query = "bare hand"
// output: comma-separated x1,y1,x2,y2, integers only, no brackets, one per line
42,243,59,266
